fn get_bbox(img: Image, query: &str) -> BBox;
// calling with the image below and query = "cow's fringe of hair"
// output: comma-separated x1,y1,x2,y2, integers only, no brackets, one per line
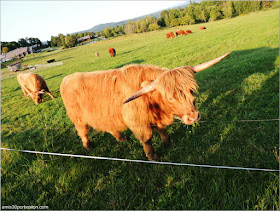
156,67,198,104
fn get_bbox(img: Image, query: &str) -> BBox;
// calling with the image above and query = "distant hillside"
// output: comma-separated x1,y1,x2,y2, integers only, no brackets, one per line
73,2,189,34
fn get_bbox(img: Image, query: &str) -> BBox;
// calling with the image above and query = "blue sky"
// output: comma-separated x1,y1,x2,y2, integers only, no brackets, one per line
1,1,187,42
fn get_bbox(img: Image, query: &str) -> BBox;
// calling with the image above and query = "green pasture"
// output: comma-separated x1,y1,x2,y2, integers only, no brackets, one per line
1,9,279,210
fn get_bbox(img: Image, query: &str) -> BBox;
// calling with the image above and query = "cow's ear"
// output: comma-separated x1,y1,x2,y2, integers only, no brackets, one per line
141,80,154,88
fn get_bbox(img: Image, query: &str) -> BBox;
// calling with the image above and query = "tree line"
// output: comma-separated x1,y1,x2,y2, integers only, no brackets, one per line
1,1,277,54
50,32,96,48
102,1,278,37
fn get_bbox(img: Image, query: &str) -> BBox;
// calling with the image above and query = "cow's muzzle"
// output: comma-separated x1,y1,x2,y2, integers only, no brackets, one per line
181,112,201,125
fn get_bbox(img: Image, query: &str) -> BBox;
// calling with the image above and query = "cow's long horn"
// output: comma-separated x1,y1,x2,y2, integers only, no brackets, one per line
123,82,156,104
192,51,232,73
38,91,45,94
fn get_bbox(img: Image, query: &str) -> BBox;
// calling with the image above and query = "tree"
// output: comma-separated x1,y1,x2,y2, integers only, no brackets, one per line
169,18,179,27
58,34,67,48
104,27,113,38
124,20,136,35
209,6,222,22
2,47,8,54
179,14,195,25
65,35,76,48
140,19,148,32
51,36,58,47
18,38,29,47
148,23,160,31
222,1,234,19
199,9,208,22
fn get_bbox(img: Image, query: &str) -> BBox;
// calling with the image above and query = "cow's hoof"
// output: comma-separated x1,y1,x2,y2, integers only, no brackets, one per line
83,143,92,151
147,153,158,161
118,134,127,142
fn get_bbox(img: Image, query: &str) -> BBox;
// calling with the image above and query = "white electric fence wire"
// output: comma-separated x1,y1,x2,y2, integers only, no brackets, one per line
1,148,279,172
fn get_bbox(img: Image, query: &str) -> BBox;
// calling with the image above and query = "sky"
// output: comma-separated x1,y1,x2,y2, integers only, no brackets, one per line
1,0,187,42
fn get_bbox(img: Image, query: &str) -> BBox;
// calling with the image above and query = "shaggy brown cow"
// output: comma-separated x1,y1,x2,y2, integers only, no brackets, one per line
108,48,116,57
200,26,206,30
17,72,55,105
60,52,231,160
176,30,187,36
166,32,175,39
186,30,193,34
95,52,99,57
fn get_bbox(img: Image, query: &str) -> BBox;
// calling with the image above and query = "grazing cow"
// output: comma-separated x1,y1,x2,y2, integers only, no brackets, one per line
200,26,206,30
166,32,175,39
17,72,55,105
95,52,99,57
60,52,231,160
108,48,116,57
186,30,192,34
176,30,187,36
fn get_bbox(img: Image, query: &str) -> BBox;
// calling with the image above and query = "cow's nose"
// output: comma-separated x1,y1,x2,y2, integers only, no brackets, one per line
197,112,201,121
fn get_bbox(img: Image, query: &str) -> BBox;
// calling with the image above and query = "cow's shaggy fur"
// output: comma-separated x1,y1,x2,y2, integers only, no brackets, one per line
166,32,175,39
176,30,187,36
108,48,116,57
60,64,198,160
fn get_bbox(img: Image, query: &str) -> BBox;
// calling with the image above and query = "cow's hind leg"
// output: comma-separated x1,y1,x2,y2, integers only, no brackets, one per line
75,124,91,150
109,131,126,142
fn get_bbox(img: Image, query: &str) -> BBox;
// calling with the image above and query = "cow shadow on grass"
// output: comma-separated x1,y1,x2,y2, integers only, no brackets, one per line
115,59,145,68
45,73,64,81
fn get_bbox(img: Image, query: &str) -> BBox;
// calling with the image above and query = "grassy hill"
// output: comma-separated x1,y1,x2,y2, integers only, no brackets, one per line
1,8,279,210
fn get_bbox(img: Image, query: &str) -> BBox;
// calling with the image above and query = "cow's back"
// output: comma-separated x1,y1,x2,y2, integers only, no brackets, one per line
17,72,44,92
60,70,128,132
60,65,166,132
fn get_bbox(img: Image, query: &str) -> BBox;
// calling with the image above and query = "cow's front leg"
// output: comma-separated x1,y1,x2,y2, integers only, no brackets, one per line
142,139,157,161
155,127,173,145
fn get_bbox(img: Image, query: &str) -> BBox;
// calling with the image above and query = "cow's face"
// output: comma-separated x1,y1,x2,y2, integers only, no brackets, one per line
31,93,42,104
30,90,45,104
166,89,200,125
155,68,200,125
123,52,232,123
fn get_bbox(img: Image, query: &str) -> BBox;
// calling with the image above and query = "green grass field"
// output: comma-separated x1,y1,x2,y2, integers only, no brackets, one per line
1,8,279,210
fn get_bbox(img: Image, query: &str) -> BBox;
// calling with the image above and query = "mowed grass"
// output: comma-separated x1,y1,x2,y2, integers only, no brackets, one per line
1,9,279,210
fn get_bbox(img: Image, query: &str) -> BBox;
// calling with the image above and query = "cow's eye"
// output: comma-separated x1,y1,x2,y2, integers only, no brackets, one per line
168,97,175,102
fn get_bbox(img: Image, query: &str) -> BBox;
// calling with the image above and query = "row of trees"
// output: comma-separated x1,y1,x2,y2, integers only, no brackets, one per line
1,37,42,54
102,0,278,38
50,32,96,48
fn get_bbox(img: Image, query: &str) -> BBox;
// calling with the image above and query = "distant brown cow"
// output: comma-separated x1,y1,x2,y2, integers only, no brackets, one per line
186,30,192,34
60,52,231,160
17,72,55,105
95,52,99,57
108,48,116,57
176,30,187,36
200,26,206,30
166,32,175,39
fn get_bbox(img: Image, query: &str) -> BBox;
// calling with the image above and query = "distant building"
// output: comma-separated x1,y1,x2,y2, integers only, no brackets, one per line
77,35,91,43
1,44,40,62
